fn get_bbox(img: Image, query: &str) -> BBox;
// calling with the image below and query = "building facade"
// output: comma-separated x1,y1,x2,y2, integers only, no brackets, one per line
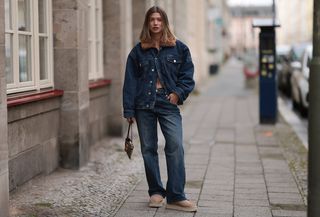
207,0,231,73
276,0,313,45
229,5,273,54
0,0,224,215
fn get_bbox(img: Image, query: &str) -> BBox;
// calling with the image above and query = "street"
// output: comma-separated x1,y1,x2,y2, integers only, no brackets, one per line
9,58,308,217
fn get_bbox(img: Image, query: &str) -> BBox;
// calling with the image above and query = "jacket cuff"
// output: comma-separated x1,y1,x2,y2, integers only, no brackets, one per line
124,109,135,118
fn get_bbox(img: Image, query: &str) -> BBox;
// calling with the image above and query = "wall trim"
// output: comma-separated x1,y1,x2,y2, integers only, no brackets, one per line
7,90,64,108
89,79,112,90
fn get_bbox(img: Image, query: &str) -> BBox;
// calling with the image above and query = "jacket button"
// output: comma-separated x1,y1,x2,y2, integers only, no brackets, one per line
174,60,176,63
148,92,151,95
151,69,154,72
146,104,149,108
150,80,153,83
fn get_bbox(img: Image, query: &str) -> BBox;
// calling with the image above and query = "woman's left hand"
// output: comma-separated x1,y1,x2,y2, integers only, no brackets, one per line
167,93,179,105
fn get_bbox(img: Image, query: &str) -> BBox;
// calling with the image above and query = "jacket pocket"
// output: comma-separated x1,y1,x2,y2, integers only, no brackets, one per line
166,55,182,76
166,55,182,64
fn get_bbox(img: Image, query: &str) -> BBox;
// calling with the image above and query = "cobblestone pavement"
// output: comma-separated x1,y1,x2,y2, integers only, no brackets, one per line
9,58,307,217
9,137,145,217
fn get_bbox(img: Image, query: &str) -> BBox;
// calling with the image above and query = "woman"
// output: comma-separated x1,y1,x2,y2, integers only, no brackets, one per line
122,6,196,212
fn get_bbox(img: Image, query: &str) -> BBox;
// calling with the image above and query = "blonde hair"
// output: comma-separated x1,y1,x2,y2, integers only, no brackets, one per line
140,6,176,43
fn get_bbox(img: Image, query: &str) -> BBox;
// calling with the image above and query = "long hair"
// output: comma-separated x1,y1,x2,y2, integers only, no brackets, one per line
139,6,176,43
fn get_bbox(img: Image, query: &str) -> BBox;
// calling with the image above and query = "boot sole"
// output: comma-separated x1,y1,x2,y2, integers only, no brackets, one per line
166,203,197,212
149,200,164,208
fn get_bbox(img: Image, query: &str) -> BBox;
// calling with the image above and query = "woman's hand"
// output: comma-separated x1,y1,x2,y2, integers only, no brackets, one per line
127,117,135,124
167,93,179,105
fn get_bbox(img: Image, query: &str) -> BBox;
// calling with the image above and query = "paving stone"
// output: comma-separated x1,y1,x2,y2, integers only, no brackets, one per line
195,212,232,217
202,184,234,191
235,183,266,189
234,198,270,207
196,206,233,215
185,154,209,165
235,178,265,184
268,193,304,199
235,188,267,194
234,206,272,217
126,195,149,203
199,194,233,202
200,189,234,196
269,197,304,205
267,186,300,193
154,209,194,217
272,210,306,217
198,200,233,209
114,209,156,217
235,192,269,200
215,128,235,143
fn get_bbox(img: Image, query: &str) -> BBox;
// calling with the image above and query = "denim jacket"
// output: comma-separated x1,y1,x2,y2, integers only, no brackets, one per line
122,39,195,118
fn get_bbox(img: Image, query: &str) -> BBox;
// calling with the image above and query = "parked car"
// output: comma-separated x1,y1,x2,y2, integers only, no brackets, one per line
290,43,312,117
277,43,309,97
276,44,291,94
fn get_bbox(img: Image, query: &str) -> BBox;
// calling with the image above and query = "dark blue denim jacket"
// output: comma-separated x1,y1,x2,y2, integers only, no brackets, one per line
122,40,195,118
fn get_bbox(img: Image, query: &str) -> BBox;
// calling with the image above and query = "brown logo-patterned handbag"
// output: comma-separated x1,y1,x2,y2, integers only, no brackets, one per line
124,122,134,159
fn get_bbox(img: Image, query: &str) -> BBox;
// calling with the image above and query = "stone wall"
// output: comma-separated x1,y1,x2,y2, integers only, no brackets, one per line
0,0,9,214
103,0,132,136
184,0,208,86
89,86,110,146
8,98,61,190
132,0,146,45
53,0,90,169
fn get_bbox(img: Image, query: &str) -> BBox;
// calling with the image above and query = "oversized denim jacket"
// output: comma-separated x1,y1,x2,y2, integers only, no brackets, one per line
122,40,195,118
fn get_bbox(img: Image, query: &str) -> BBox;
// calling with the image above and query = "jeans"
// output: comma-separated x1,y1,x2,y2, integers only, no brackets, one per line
135,88,186,203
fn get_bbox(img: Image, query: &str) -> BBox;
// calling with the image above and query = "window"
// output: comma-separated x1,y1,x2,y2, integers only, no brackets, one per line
5,0,53,94
88,0,104,80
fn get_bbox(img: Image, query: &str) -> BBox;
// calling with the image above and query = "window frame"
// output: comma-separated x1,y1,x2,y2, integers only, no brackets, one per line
5,0,54,94
88,0,104,81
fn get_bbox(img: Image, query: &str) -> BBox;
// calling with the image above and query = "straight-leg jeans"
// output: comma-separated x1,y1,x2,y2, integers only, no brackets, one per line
135,89,186,203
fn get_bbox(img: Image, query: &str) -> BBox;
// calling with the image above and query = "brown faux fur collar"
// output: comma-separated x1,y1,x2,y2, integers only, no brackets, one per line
141,37,176,50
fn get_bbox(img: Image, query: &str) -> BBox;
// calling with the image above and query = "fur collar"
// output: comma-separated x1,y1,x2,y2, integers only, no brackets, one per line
141,37,176,50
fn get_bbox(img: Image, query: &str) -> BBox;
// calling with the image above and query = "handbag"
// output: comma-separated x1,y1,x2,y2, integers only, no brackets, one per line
124,122,134,159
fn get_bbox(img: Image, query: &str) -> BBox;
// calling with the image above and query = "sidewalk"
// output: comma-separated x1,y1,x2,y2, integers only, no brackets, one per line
113,58,307,217
9,58,307,217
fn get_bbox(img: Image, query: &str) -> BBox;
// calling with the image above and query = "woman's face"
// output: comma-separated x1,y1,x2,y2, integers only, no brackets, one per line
149,12,163,35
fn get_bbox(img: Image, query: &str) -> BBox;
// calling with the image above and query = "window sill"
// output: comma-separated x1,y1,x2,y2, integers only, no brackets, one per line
89,79,112,90
7,89,64,108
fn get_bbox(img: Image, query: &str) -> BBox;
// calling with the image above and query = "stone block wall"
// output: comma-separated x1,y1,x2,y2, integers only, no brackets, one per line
89,86,110,146
7,98,61,190
132,0,147,45
0,0,9,214
103,0,132,136
53,0,90,169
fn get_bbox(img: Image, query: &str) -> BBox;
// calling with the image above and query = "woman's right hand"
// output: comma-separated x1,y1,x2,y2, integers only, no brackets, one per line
127,117,135,124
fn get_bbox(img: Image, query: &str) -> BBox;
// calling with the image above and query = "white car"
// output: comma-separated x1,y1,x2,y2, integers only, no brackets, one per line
290,44,312,117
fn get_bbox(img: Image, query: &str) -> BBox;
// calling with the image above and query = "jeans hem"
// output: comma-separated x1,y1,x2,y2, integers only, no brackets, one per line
149,191,167,199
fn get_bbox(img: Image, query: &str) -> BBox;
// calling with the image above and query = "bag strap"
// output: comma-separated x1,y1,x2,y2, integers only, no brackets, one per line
126,122,132,139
